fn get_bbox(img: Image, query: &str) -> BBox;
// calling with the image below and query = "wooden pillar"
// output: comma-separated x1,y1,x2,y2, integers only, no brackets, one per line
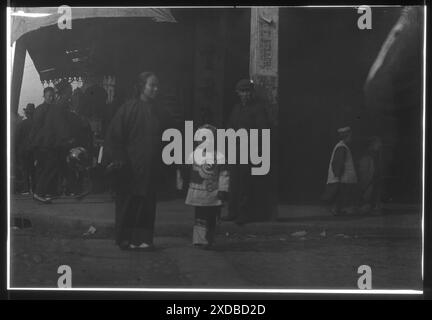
250,7,279,219
250,7,279,126
11,37,26,116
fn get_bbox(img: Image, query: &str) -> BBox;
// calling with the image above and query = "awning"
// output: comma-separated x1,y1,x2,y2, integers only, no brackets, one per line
11,7,178,83
11,7,177,44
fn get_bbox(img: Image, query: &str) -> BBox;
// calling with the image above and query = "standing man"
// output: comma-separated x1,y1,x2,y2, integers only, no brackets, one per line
224,79,272,225
29,87,55,202
324,126,358,215
31,81,75,203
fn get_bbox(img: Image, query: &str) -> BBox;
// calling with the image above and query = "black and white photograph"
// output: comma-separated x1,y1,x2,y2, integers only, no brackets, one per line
5,3,427,296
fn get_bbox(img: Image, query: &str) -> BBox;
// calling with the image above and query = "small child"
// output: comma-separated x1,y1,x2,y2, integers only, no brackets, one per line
177,124,229,249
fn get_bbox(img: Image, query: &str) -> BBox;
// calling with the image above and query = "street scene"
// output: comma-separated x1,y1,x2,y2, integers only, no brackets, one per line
9,6,424,291
11,195,421,289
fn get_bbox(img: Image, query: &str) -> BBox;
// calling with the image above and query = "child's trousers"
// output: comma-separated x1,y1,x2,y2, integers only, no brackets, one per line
193,206,221,246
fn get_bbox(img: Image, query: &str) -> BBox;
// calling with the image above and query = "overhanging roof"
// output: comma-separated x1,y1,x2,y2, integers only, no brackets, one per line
11,7,178,83
11,7,176,43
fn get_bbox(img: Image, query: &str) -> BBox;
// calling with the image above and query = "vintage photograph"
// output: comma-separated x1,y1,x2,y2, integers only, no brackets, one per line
8,5,425,291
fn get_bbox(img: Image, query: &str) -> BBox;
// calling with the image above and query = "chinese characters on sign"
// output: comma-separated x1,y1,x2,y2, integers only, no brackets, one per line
250,7,279,126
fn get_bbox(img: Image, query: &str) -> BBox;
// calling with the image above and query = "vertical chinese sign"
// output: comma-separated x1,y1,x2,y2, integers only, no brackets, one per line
250,7,279,126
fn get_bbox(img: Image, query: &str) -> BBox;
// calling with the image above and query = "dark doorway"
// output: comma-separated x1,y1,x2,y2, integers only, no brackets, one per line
278,7,404,203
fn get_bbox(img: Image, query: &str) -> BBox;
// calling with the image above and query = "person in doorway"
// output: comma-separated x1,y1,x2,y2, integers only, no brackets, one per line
224,78,272,225
323,126,358,215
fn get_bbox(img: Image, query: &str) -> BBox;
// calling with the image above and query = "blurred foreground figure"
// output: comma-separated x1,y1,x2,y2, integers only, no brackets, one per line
364,6,423,203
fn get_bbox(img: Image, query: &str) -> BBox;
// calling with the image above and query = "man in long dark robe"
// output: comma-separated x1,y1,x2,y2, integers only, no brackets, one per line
225,79,272,225
104,72,178,250
30,82,75,202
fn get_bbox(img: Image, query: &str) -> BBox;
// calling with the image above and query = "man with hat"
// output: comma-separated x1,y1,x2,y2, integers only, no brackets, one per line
224,78,272,224
323,126,358,215
15,103,36,194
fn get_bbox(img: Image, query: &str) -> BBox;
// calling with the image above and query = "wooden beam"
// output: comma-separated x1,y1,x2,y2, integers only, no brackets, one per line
11,37,26,116
250,7,279,219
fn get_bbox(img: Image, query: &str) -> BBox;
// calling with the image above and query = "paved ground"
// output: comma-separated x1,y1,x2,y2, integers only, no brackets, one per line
9,195,423,290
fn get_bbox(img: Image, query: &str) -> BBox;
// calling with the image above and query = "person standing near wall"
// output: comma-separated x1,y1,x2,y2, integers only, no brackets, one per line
323,126,358,215
30,81,75,203
224,79,272,225
29,87,54,202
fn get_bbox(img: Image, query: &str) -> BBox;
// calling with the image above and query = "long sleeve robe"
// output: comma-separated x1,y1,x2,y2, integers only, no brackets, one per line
226,98,272,223
104,98,176,196
29,102,74,149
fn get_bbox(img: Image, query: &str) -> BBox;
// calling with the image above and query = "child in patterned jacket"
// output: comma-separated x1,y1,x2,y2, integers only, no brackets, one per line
177,124,229,249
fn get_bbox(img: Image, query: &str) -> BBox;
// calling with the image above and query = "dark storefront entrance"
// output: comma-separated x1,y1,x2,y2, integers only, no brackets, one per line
277,7,422,204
